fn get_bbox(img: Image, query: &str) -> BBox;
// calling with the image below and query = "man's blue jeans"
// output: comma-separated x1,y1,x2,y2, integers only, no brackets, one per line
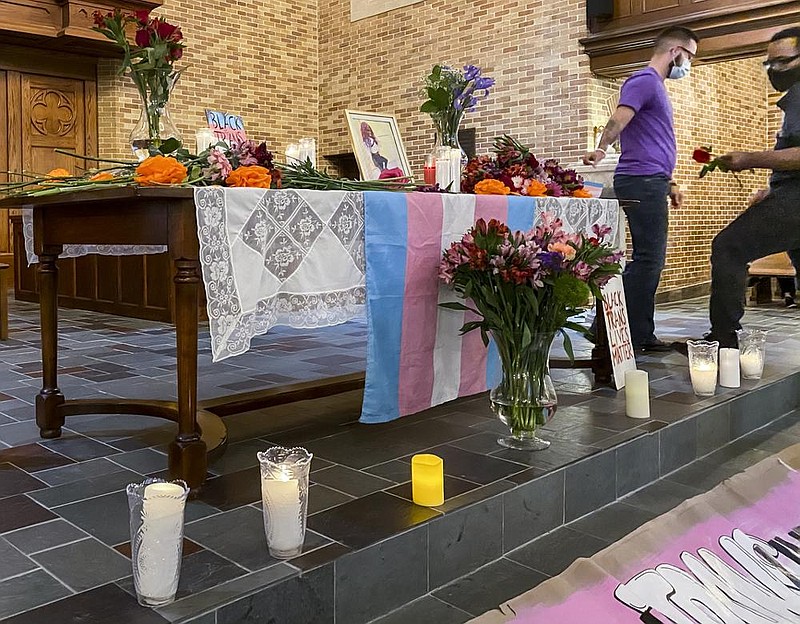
614,174,671,346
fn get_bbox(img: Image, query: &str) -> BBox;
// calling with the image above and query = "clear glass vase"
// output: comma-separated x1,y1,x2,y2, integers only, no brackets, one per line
736,328,767,379
126,478,189,607
257,447,313,559
490,331,558,450
429,111,467,192
129,68,182,160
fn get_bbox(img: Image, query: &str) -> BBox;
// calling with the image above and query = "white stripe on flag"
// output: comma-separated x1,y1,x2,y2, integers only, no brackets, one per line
431,194,477,406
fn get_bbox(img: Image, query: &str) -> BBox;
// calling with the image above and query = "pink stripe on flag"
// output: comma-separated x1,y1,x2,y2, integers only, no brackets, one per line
397,193,445,415
459,195,509,396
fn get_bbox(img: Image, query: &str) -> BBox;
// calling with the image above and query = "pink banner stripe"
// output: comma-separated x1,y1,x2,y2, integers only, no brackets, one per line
398,193,445,416
459,195,509,397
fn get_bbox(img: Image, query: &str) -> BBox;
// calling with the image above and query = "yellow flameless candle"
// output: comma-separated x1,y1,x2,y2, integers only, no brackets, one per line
411,454,444,507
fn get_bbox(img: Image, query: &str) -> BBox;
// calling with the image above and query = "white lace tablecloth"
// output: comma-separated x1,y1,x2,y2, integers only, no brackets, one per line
22,209,167,265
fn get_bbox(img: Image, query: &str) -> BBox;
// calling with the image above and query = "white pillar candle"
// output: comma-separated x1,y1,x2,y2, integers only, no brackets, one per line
719,348,740,388
137,482,186,601
285,143,301,165
261,473,304,555
435,156,452,190
690,363,717,396
740,350,764,379
195,128,216,154
625,369,650,419
449,147,461,193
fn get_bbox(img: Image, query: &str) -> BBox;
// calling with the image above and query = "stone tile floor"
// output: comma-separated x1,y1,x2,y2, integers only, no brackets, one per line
0,295,799,622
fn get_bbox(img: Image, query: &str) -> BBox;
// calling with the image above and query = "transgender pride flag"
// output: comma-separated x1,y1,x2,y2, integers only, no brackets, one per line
360,191,539,424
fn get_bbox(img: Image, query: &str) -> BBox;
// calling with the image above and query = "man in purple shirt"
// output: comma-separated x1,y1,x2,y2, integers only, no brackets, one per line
584,26,699,352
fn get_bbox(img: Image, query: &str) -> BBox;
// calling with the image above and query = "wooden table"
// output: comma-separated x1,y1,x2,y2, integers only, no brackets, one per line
0,187,362,491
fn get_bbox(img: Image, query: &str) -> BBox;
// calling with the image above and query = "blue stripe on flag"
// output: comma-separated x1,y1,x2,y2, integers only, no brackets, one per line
485,196,538,390
361,191,409,423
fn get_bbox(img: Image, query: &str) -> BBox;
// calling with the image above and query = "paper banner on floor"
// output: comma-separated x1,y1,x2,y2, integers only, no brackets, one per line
360,192,623,424
469,443,800,624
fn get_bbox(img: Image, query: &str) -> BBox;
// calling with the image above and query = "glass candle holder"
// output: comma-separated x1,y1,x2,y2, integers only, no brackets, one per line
127,478,189,607
257,447,312,559
298,138,317,168
737,328,767,380
688,339,719,397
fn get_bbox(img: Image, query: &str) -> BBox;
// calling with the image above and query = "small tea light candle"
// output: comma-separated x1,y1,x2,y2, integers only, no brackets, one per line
718,348,740,388
261,468,304,555
137,482,186,602
690,362,717,396
411,454,444,506
740,350,764,379
625,369,650,419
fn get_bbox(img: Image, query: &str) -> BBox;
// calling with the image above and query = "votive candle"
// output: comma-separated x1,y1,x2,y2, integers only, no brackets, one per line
137,482,186,603
740,350,764,379
718,348,740,388
624,369,650,419
261,470,304,556
411,454,444,506
690,362,717,396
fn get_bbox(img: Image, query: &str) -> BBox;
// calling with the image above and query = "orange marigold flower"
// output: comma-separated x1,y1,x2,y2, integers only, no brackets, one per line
89,172,115,182
226,165,272,188
46,168,72,180
135,155,187,186
526,180,547,197
474,178,510,195
571,187,593,198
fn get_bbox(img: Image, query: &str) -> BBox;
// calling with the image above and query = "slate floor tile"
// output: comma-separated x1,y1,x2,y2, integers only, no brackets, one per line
0,570,72,620
0,462,48,498
311,464,394,497
432,558,547,617
2,581,166,623
3,518,88,555
0,443,75,472
507,526,609,577
29,468,141,508
371,596,472,624
40,435,119,461
308,492,440,549
33,538,131,591
198,466,261,511
34,458,125,487
385,475,480,503
620,479,703,516
568,502,657,543
665,460,741,492
54,490,130,545
106,448,168,474
363,459,412,483
405,445,527,485
0,537,37,581
307,483,355,515
0,495,56,534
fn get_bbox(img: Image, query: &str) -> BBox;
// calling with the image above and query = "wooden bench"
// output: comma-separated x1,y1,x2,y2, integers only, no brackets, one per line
747,252,796,304
0,262,9,339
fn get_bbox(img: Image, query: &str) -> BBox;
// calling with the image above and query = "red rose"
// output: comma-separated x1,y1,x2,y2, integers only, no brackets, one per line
378,167,407,182
155,19,179,40
135,28,150,47
692,148,712,164
133,10,150,24
92,11,108,26
169,46,183,61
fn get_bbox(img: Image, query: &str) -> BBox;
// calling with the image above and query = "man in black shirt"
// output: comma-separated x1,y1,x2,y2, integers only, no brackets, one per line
704,27,800,347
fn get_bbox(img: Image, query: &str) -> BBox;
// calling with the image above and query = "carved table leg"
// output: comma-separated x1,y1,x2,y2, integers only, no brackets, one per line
591,299,613,385
168,258,207,491
36,251,65,438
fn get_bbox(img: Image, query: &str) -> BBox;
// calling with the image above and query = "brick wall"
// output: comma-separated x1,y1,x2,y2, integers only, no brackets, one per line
97,0,319,160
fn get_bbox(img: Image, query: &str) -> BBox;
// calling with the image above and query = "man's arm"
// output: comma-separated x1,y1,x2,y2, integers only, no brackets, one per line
582,106,636,166
718,147,800,172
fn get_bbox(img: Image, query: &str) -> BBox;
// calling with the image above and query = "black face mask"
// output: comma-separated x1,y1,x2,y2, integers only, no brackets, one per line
768,65,800,92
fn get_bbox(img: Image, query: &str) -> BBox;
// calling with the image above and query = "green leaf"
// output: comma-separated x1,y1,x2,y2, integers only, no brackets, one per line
439,301,469,311
480,326,489,347
560,330,575,363
158,138,182,155
420,101,439,114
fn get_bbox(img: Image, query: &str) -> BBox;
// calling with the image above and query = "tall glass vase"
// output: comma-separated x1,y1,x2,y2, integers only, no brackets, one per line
490,330,558,450
129,68,182,160
429,111,467,192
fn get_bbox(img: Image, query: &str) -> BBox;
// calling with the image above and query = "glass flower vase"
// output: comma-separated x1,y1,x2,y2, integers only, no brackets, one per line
490,331,558,450
430,112,467,192
129,68,182,160
126,478,189,607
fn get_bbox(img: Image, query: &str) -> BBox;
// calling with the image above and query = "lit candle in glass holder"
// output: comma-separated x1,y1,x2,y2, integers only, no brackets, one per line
126,479,189,607
737,328,767,379
411,454,444,506
258,447,312,559
687,339,719,397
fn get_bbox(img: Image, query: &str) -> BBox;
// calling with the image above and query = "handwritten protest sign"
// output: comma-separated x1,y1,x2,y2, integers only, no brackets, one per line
205,109,247,149
600,275,636,389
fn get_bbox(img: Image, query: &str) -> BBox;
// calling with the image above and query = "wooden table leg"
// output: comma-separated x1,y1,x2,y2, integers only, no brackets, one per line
36,251,65,438
591,299,613,385
168,258,207,491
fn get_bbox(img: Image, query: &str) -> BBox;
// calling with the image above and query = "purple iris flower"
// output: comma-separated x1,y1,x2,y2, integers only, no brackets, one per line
538,251,563,271
475,77,495,91
463,65,481,81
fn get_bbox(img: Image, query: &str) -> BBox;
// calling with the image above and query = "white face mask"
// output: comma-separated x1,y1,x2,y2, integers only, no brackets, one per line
668,56,691,80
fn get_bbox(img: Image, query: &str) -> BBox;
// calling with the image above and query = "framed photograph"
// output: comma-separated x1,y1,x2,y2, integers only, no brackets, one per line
344,110,413,181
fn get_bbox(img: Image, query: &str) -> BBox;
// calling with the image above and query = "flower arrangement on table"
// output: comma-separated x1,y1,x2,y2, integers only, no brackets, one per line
93,9,185,153
439,215,622,450
463,136,592,197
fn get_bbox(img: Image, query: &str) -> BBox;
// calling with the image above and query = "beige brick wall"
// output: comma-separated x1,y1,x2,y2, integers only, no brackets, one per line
97,0,319,160
95,0,774,296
